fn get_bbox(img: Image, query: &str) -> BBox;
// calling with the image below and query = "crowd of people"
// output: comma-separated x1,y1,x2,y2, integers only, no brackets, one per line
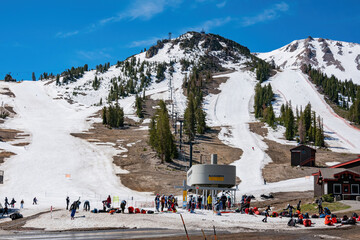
154,194,178,212
1,197,27,217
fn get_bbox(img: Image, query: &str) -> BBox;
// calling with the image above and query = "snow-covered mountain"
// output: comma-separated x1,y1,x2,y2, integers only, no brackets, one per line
258,37,360,84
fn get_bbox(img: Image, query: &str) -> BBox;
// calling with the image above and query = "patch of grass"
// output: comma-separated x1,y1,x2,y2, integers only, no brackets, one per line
301,202,351,214
143,147,147,151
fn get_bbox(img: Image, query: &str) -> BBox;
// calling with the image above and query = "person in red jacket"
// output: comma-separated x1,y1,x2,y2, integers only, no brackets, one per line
107,195,111,205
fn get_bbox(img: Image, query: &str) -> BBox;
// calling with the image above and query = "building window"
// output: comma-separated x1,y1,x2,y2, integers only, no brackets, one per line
333,184,341,194
351,184,359,195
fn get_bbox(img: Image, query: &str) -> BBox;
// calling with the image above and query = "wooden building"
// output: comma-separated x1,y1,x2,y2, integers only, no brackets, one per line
313,168,360,200
290,145,316,167
329,156,360,172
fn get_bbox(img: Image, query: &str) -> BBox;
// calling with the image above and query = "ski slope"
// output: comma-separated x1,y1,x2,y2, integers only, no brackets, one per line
268,69,360,153
205,68,313,197
0,81,149,209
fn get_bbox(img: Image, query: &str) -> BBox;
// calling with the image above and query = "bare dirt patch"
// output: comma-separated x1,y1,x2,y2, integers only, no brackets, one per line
0,129,23,142
0,151,16,164
249,122,359,183
1,88,15,98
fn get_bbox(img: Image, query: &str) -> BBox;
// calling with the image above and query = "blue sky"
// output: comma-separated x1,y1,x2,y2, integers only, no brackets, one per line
1,0,360,80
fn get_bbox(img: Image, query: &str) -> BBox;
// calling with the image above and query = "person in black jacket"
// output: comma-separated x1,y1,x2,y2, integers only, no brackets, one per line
66,196,70,210
262,205,271,222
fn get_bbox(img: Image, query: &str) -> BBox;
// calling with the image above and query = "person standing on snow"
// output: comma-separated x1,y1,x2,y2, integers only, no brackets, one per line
10,198,16,208
71,206,76,220
4,197,9,208
207,195,212,210
20,200,24,209
33,197,37,205
83,200,90,211
160,195,165,212
155,194,160,212
120,200,126,213
66,196,70,210
262,205,271,223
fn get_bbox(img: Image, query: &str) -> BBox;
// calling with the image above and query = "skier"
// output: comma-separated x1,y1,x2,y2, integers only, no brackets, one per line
262,205,271,223
10,198,16,208
20,199,24,209
83,200,90,211
66,196,70,210
33,197,38,205
120,200,126,213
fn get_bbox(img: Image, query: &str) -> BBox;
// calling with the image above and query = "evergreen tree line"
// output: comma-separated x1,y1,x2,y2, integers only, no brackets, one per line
135,94,144,118
254,83,274,125
102,103,124,128
61,64,88,84
183,68,207,141
39,72,55,80
255,59,271,83
96,62,110,74
302,64,360,124
149,100,178,162
279,102,325,146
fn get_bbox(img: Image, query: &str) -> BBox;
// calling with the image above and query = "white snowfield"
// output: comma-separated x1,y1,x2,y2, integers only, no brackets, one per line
0,81,150,211
23,208,330,232
258,37,360,84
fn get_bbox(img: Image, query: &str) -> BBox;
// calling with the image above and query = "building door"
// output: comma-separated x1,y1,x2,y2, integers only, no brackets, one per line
343,184,350,200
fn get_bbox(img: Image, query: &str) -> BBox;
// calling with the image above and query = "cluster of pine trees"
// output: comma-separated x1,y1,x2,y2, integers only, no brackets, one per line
149,100,178,162
255,59,271,83
183,68,207,140
39,72,55,80
102,103,124,128
279,103,325,146
302,64,360,124
254,83,275,127
135,94,144,118
61,64,88,84
96,62,110,74
92,76,101,90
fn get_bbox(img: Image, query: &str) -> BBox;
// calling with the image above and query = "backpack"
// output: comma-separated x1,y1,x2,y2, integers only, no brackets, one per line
287,218,296,227
311,214,319,218
352,213,359,218
147,210,154,214
141,209,147,214
304,213,309,219
296,218,303,224
303,219,312,227
10,213,23,221
135,208,140,214
128,206,134,214
319,214,326,218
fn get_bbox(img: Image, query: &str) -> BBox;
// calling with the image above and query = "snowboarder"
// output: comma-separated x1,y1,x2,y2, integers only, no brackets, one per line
33,197,37,205
10,198,16,208
66,196,70,210
83,200,90,211
120,200,126,213
20,199,24,209
262,205,271,223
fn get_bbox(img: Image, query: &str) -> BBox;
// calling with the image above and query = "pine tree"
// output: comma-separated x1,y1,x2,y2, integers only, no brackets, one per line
266,105,275,128
285,107,295,140
184,94,196,141
298,117,306,143
149,100,177,163
102,107,107,124
32,72,36,81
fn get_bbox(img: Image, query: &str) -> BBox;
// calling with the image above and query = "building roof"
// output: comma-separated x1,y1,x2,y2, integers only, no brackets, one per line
312,168,360,180
329,156,360,168
290,144,316,152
